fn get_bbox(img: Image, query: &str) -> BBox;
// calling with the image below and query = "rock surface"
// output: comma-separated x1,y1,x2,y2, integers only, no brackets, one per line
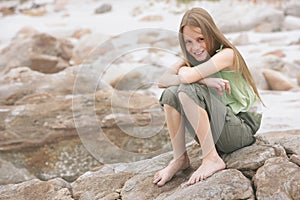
253,157,300,200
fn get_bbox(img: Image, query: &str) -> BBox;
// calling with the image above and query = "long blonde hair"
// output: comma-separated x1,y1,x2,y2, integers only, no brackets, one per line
178,7,263,103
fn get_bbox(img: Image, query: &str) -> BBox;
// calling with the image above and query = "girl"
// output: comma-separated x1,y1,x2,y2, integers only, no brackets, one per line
153,7,263,186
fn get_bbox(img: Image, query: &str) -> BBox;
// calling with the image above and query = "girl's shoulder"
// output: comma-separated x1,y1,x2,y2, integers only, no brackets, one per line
213,48,234,71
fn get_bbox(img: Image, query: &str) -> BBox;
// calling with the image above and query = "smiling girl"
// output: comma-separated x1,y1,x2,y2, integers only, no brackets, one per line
153,7,263,186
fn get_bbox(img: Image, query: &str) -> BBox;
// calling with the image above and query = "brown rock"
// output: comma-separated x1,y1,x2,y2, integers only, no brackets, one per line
0,6,16,16
257,130,300,155
15,26,39,39
297,72,300,86
263,50,286,58
70,33,110,65
29,53,60,73
0,33,73,73
72,28,92,39
0,178,73,200
253,157,300,200
262,69,294,91
140,15,163,22
159,169,254,200
121,173,187,200
20,7,47,17
71,172,133,200
223,142,286,176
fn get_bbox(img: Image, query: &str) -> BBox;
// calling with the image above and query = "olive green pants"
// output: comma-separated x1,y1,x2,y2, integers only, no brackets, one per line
159,83,262,154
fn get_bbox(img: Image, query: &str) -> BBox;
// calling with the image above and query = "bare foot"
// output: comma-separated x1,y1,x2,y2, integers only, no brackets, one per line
153,152,190,187
186,155,226,186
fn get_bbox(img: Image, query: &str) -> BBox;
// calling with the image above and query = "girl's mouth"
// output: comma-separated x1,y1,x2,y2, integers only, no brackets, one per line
193,49,205,56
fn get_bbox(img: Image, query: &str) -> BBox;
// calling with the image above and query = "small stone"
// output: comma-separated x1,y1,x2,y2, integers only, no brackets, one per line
95,3,112,14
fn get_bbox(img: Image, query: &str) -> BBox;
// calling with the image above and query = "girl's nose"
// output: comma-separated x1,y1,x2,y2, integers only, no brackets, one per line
192,42,201,51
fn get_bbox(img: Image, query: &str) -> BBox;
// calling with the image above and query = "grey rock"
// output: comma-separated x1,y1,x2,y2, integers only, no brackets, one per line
95,3,112,14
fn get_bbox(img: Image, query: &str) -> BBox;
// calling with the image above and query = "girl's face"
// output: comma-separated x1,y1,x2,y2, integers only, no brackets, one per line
183,25,209,62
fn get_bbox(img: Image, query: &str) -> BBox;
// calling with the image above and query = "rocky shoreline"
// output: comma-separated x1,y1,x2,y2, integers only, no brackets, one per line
0,130,299,199
0,0,300,199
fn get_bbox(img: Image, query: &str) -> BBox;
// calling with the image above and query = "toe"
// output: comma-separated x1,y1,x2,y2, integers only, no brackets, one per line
157,178,167,187
196,176,201,183
153,174,161,184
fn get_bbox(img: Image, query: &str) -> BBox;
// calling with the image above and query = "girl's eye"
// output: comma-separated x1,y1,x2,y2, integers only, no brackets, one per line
198,38,204,42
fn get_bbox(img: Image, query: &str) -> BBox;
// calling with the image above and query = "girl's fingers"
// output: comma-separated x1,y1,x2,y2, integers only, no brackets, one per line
224,80,231,94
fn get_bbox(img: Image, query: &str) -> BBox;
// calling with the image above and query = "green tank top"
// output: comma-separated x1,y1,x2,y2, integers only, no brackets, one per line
219,70,259,114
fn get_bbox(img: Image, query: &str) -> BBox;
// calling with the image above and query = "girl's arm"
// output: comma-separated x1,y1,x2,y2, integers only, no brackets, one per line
157,59,186,88
178,48,234,83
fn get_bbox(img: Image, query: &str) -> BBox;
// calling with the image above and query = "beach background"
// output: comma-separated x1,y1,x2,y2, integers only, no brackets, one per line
0,0,300,199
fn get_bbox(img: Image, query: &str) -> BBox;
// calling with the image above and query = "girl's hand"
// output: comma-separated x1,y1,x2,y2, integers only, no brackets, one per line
200,78,231,96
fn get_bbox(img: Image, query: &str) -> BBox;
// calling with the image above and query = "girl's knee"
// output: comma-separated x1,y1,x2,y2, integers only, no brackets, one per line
161,86,179,100
160,86,181,112
178,91,190,103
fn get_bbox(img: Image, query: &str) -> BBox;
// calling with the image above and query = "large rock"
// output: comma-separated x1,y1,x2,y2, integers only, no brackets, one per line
246,55,286,90
70,33,110,65
0,158,35,185
0,86,170,184
284,1,300,18
262,69,295,91
158,169,254,200
30,53,68,74
71,172,133,200
0,66,112,105
109,65,165,90
0,178,73,200
282,16,300,31
253,157,300,200
0,32,73,73
215,4,284,33
256,130,300,155
121,172,187,200
222,141,286,177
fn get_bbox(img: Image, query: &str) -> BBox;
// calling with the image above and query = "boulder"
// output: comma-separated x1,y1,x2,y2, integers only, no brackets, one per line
282,16,300,31
0,178,73,200
158,169,254,200
253,157,300,200
262,69,295,90
0,32,73,73
70,33,110,65
71,172,133,200
284,1,300,17
0,158,35,185
215,5,284,33
222,141,286,177
257,130,300,155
